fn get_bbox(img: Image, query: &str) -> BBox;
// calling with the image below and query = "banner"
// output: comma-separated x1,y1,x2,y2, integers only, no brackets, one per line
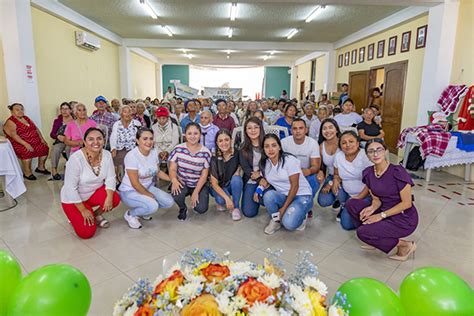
203,87,242,100
175,82,199,99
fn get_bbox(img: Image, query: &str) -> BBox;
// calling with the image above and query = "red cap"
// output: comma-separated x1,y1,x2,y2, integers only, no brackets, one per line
155,106,170,118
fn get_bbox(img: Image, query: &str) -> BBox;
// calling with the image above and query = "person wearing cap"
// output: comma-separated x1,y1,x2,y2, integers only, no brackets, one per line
90,95,118,139
180,99,200,132
152,106,180,163
213,99,236,133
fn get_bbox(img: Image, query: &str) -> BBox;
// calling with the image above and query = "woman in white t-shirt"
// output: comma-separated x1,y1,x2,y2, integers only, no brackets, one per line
334,98,363,129
333,131,373,230
119,128,174,229
259,134,313,235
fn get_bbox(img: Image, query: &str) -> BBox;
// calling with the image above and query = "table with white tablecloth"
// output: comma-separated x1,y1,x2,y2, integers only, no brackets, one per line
0,140,26,210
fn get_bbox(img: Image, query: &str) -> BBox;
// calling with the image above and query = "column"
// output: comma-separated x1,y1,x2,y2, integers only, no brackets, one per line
324,50,336,93
290,66,297,99
118,45,132,98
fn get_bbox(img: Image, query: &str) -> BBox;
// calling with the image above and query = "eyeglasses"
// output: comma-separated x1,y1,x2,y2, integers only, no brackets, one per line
367,147,385,156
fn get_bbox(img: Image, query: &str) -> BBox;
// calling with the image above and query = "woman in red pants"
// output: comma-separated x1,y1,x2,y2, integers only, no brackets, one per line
60,127,120,239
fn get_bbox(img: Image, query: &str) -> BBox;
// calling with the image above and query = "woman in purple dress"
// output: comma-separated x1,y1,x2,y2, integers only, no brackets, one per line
345,139,418,261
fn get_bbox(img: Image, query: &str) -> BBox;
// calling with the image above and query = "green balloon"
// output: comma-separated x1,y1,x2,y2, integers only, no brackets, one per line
7,264,91,316
334,278,405,316
400,267,474,316
0,251,22,316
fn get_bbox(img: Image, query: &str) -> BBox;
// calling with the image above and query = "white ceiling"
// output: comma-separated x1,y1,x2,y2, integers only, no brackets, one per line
56,0,442,65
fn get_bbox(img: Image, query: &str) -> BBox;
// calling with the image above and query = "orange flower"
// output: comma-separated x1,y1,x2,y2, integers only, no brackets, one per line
237,278,272,306
134,302,154,316
200,263,230,283
181,294,223,316
154,270,184,296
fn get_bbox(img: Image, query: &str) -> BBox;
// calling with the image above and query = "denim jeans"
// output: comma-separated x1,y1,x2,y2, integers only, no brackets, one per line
210,175,243,209
172,184,210,214
241,183,264,218
263,190,313,231
305,174,320,199
119,186,174,217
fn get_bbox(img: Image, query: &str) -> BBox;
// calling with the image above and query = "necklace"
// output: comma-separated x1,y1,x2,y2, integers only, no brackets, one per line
85,150,102,177
374,162,389,178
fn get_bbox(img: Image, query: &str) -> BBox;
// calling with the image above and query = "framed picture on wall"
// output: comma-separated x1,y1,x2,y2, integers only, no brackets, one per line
416,25,428,49
377,40,385,58
351,49,357,64
388,36,397,56
344,52,350,66
359,47,365,63
367,43,375,60
401,31,411,52
338,54,343,68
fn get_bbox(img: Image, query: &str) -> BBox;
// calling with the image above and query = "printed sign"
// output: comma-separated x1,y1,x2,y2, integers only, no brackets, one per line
175,82,199,99
203,87,242,100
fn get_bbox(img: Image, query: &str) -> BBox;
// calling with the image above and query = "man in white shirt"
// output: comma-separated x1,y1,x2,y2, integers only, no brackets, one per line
281,118,321,199
163,86,175,102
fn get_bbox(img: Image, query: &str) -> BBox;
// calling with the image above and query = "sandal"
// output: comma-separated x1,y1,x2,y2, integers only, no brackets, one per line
23,174,37,180
95,215,110,228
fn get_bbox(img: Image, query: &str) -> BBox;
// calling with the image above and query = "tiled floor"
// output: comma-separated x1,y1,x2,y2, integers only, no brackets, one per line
0,169,473,315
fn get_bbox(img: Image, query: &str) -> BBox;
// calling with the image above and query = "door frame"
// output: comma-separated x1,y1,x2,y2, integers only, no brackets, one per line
348,70,370,113
299,80,305,100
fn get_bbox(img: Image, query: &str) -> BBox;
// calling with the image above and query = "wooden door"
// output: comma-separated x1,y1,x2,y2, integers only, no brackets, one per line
348,71,369,113
300,81,305,100
382,61,408,153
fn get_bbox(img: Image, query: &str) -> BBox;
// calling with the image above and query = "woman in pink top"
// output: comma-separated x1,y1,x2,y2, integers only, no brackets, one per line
64,103,97,153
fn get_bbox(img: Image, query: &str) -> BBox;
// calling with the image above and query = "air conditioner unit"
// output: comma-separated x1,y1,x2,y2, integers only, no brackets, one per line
75,31,101,51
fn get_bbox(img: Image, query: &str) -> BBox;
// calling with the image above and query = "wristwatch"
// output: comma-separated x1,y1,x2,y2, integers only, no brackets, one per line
380,211,387,219
328,180,334,186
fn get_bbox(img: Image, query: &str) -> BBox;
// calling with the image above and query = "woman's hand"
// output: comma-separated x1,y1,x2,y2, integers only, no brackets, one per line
317,171,325,184
250,170,260,180
278,207,286,218
57,135,65,142
259,178,269,188
80,209,95,226
111,149,117,158
23,143,34,152
171,178,183,195
321,183,331,194
253,192,260,203
362,213,383,225
103,195,113,212
332,178,341,195
360,206,376,221
225,197,235,210
191,191,199,208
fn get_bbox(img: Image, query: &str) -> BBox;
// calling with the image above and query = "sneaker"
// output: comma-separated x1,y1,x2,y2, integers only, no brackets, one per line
52,173,62,181
231,208,241,221
216,204,226,212
124,211,142,229
336,210,341,222
264,219,281,235
332,200,341,209
140,215,152,221
177,208,188,221
297,218,307,231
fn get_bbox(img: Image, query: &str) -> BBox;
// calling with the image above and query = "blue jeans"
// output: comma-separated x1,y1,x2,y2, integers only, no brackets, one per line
119,186,175,217
242,183,264,218
263,190,313,231
316,177,355,230
210,175,243,209
305,174,320,199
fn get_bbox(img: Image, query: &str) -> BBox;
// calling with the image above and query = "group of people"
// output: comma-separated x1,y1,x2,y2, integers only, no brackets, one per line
2,87,418,261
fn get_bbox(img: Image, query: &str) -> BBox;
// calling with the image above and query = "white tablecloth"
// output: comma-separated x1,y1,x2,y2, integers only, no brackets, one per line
0,140,26,199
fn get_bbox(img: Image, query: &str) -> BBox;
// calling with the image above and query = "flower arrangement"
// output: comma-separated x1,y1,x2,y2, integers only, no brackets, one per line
114,249,348,316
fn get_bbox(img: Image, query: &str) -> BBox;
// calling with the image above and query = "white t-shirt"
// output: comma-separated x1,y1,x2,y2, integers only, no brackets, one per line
334,150,373,196
281,136,320,169
321,142,339,176
334,112,363,127
308,118,322,141
265,155,312,196
119,147,159,191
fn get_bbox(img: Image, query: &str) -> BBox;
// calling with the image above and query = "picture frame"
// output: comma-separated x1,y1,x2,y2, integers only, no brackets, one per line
416,25,428,49
351,49,357,64
377,40,385,58
401,31,411,53
358,47,365,63
338,54,343,68
388,36,397,56
344,52,349,66
367,43,375,60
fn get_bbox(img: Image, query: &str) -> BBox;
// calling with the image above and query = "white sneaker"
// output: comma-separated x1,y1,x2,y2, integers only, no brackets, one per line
231,208,241,221
140,215,152,221
296,218,307,231
216,204,226,212
264,219,281,235
124,211,142,229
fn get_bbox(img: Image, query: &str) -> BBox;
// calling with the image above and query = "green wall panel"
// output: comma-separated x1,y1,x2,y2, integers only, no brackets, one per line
264,66,291,99
161,64,189,97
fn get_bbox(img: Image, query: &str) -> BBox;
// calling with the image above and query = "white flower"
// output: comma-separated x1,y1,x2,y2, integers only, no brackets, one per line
303,276,329,297
248,302,279,316
329,304,346,316
229,261,254,276
258,273,281,289
289,284,312,316
177,282,201,302
185,273,206,284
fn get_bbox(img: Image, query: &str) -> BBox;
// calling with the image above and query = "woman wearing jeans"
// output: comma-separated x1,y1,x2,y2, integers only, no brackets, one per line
210,129,243,221
119,128,174,229
259,134,313,235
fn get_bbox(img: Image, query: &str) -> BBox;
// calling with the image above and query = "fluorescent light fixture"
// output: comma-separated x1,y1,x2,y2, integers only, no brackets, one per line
270,50,276,55
263,55,270,61
286,28,299,39
230,3,238,21
185,54,193,59
163,25,173,37
228,27,233,38
305,5,324,23
139,0,158,19
227,55,230,59
226,50,231,55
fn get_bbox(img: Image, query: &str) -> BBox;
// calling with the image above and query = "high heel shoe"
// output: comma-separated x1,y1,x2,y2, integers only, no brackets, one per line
389,241,416,261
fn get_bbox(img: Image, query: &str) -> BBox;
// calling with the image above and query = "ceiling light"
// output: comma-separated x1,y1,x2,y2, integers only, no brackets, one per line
230,3,238,21
227,55,230,59
139,0,158,19
286,28,299,39
270,50,276,55
305,5,325,23
263,55,270,61
226,50,231,55
228,27,233,38
185,54,193,59
180,48,188,53
163,25,173,37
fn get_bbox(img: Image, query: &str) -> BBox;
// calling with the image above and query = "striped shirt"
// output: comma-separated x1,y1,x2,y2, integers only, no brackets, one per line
169,143,211,187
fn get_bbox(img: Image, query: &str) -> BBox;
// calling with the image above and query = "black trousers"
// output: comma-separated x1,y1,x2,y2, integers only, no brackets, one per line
172,184,209,214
